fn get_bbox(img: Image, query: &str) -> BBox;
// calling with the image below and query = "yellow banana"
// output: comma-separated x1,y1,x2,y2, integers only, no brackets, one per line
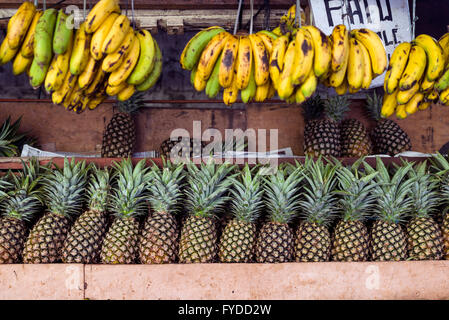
291,28,314,85
254,82,270,102
413,34,445,81
52,73,78,105
218,35,239,88
359,41,372,89
405,92,424,115
248,33,270,86
300,70,318,99
418,100,431,111
193,64,207,91
0,38,19,65
272,27,282,37
330,25,349,72
426,89,439,102
117,84,136,101
395,104,407,119
438,33,449,67
295,88,306,104
267,81,276,99
269,35,289,89
106,82,127,96
70,23,91,75
197,32,230,81
397,81,420,105
85,0,121,34
7,1,36,50
101,15,131,55
87,94,107,110
127,29,156,85
328,53,348,88
381,89,398,118
85,67,106,95
335,78,348,95
384,42,411,94
302,25,331,77
235,36,253,90
66,85,85,111
20,10,42,58
90,13,119,60
277,40,296,99
108,33,140,87
398,45,426,91
420,77,434,93
347,37,365,91
12,52,32,75
102,30,135,73
256,32,274,55
351,28,387,76
44,31,73,93
440,88,449,105
78,55,99,89
223,68,239,106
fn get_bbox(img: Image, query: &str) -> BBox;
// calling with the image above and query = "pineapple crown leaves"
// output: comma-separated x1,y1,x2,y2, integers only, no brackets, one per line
298,157,339,226
429,153,449,205
43,158,90,218
301,94,325,122
407,161,440,218
146,160,186,214
364,157,415,223
335,158,378,222
87,166,115,213
0,116,26,157
365,91,383,121
263,163,304,224
228,164,265,223
1,158,46,221
184,160,237,218
109,158,152,218
323,95,350,122
116,91,146,114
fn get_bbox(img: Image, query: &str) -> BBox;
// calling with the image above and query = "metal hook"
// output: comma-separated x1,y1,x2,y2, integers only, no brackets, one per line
126,0,129,17
411,0,417,39
43,0,46,11
34,0,38,7
249,0,254,34
83,0,86,20
131,0,135,29
234,0,244,35
295,0,301,28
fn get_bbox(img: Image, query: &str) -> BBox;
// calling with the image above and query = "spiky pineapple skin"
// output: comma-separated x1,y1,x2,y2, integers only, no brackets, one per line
331,220,370,262
295,222,331,262
303,119,341,157
160,138,204,159
101,112,136,158
179,216,218,263
23,213,70,263
61,210,108,263
407,217,443,260
370,220,407,261
0,217,27,263
371,119,411,156
218,219,256,263
100,217,139,264
340,119,372,157
255,222,294,263
442,213,449,259
139,211,178,264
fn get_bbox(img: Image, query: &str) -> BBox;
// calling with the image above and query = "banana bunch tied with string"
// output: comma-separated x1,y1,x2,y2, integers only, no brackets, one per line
180,26,279,106
382,33,447,119
0,0,162,113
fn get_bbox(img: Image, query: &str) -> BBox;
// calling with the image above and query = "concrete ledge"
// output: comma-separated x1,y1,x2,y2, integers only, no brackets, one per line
1,262,449,300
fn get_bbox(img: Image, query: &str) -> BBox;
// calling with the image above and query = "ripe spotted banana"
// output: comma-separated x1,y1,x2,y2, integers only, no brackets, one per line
269,35,289,90
85,67,107,95
398,45,426,91
101,15,131,55
359,41,373,89
70,22,92,75
254,81,270,102
302,25,331,78
85,0,121,34
197,31,230,81
395,104,407,119
193,64,207,91
420,77,434,93
291,28,314,85
413,34,445,81
90,13,119,60
397,81,420,105
44,31,73,93
51,73,78,105
34,8,58,65
102,29,135,73
87,94,107,110
235,36,253,90
136,40,163,92
7,1,36,50
205,53,222,99
128,29,156,85
107,82,127,96
381,89,398,118
218,35,239,88
347,37,365,92
299,70,318,99
180,26,225,71
351,28,387,76
248,33,270,86
404,92,424,115
53,10,72,55
438,33,449,67
0,40,19,65
12,53,32,75
117,84,136,101
384,42,411,94
78,55,99,89
256,32,274,55
20,10,42,58
330,25,349,72
223,68,239,106
328,52,348,88
108,33,141,87
335,78,348,95
277,40,296,99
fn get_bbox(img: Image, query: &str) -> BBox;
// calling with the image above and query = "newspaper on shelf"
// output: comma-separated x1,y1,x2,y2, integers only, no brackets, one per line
20,145,159,158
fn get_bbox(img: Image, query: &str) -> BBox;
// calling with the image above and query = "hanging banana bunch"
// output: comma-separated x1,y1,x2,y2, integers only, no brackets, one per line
0,0,163,114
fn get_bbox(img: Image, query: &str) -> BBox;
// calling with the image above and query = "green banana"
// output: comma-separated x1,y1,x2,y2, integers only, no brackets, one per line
240,61,256,103
190,66,197,86
29,58,49,88
257,30,279,40
127,29,156,85
34,9,58,65
53,10,72,55
435,68,449,92
136,41,162,92
205,53,222,98
180,27,225,71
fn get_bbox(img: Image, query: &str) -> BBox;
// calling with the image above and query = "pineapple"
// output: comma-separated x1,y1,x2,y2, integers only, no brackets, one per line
256,163,303,263
23,158,89,263
160,137,205,159
340,119,372,157
61,166,114,263
0,116,36,157
100,159,152,264
366,158,414,261
331,159,376,262
0,159,44,263
302,95,349,157
139,160,185,264
218,164,264,263
179,160,236,263
101,93,145,158
366,92,411,156
406,161,443,260
296,157,337,262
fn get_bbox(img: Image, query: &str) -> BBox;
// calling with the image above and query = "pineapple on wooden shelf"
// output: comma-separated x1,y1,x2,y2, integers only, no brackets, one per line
302,95,349,157
62,166,114,263
139,160,185,264
340,119,372,157
178,160,236,263
100,159,152,264
101,92,145,158
0,116,36,157
218,164,264,263
160,137,205,159
331,159,376,262
255,163,303,263
22,158,89,263
366,92,411,156
366,158,414,261
406,161,443,260
295,157,338,262
0,159,44,263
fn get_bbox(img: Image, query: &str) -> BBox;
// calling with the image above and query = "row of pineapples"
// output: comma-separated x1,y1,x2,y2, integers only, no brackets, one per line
2,155,449,264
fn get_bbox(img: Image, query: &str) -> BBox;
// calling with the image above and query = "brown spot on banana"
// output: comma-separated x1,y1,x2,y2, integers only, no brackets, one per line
223,50,234,68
